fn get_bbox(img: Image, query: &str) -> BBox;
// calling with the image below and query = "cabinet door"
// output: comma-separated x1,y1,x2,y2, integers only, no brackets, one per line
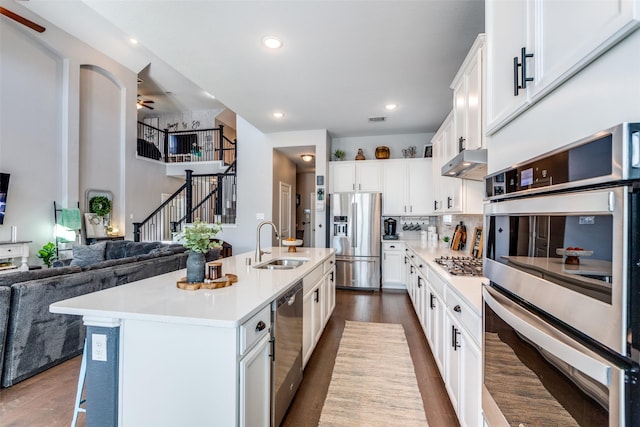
445,312,461,416
433,292,446,375
330,162,356,193
460,332,482,427
323,268,336,325
312,285,323,346
407,160,433,215
443,176,463,213
464,48,483,151
416,274,428,334
431,135,444,213
382,160,407,215
302,289,314,366
239,334,271,427
485,0,531,133
536,0,640,100
356,161,383,192
382,249,405,288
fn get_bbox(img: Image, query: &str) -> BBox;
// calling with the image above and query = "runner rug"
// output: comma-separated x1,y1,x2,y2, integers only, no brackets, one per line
318,321,429,426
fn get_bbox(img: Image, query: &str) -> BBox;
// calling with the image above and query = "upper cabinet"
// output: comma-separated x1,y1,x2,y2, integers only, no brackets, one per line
382,159,433,216
451,34,485,151
329,160,383,193
486,0,640,134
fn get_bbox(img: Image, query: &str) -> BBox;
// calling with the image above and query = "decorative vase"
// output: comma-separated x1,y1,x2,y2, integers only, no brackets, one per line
186,251,205,283
355,148,365,160
375,146,390,159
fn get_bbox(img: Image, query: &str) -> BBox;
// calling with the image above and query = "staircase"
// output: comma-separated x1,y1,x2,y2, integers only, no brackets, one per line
133,122,237,242
133,164,236,242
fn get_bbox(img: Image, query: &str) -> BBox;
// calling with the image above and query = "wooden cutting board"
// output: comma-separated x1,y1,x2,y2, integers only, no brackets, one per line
451,229,462,250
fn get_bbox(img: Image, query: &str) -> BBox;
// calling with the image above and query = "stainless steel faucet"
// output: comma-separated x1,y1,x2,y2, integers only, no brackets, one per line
255,220,280,262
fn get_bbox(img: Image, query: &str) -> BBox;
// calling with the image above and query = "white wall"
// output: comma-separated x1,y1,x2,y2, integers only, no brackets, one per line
487,30,640,173
0,10,181,264
332,132,434,161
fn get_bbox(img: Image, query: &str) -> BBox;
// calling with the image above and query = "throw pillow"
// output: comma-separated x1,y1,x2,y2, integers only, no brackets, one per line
105,240,131,260
70,242,107,268
125,241,162,257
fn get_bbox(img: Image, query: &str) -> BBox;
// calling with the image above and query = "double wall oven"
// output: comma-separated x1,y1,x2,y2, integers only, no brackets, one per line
483,123,640,426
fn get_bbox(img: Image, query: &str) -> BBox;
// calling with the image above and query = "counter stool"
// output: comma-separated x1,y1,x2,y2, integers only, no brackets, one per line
71,339,87,427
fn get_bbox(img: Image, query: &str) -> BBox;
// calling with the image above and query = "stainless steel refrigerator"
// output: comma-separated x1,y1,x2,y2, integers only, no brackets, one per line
329,192,381,290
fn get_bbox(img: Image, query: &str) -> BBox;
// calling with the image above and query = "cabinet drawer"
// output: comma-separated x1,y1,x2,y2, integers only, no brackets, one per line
445,289,480,344
429,269,446,298
382,242,403,252
304,265,323,295
239,305,271,356
323,256,336,274
0,244,23,258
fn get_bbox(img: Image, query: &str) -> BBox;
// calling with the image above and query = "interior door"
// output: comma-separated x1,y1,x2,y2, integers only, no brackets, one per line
279,182,292,240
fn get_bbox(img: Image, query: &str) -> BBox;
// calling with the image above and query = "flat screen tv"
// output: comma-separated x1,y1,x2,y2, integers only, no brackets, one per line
168,133,198,155
0,173,9,225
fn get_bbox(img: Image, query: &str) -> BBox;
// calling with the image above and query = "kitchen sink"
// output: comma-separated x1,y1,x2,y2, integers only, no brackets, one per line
254,258,309,270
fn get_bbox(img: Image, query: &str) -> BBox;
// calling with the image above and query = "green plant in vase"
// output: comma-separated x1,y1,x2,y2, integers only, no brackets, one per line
333,149,345,161
37,242,58,268
176,219,222,282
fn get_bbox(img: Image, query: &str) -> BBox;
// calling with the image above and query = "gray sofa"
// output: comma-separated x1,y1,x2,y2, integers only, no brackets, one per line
0,240,218,387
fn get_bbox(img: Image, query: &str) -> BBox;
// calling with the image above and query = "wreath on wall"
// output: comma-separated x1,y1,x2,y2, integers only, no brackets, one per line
89,196,112,217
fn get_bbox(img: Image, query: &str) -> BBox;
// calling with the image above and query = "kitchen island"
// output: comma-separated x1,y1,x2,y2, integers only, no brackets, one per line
50,247,335,427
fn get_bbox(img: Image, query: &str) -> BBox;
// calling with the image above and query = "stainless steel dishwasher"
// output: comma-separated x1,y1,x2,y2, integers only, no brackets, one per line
271,280,303,427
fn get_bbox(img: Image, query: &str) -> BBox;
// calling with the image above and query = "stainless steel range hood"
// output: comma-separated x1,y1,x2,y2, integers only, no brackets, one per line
441,149,487,181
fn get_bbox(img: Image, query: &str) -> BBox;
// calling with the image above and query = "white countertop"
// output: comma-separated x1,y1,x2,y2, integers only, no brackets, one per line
50,247,335,328
403,239,487,315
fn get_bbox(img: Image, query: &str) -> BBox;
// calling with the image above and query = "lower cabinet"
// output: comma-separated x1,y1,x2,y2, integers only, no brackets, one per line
303,256,336,367
406,253,482,427
382,242,406,289
239,333,272,427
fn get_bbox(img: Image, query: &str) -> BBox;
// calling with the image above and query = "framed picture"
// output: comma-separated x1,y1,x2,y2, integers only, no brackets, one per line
84,213,106,238
471,227,483,259
423,144,433,158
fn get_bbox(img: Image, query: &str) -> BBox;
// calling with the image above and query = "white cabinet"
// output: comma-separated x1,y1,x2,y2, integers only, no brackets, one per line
239,334,271,427
382,159,433,215
444,289,482,427
302,256,336,367
381,242,405,289
486,0,640,134
329,161,382,193
403,248,482,427
431,118,484,215
451,34,485,151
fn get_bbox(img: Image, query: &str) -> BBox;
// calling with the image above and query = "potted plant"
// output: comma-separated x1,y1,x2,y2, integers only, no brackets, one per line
37,242,58,268
176,219,222,283
332,149,345,161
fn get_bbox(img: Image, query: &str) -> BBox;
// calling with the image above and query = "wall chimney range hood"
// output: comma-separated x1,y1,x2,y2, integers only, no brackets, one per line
441,149,487,181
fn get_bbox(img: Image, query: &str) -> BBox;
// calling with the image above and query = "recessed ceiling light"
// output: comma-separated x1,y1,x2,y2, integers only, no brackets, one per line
262,36,283,49
385,103,398,110
129,38,138,45
273,112,285,119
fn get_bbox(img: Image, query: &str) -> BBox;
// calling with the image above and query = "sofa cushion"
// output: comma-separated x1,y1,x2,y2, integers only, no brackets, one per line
125,241,162,257
70,242,107,267
0,265,81,286
105,240,131,260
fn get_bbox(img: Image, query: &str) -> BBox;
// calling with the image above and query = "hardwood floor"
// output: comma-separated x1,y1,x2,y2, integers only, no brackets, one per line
0,289,458,427
282,289,459,427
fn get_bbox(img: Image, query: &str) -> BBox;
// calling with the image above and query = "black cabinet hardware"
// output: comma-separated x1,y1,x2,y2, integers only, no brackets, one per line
454,304,461,313
447,197,453,209
417,276,422,288
430,293,435,309
255,321,266,332
314,289,319,303
513,47,534,96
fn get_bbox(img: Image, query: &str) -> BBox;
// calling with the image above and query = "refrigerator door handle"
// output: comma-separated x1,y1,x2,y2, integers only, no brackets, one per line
351,202,357,248
336,256,377,263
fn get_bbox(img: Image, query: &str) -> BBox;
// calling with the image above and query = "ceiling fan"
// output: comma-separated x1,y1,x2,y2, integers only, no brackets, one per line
136,96,155,110
0,7,46,33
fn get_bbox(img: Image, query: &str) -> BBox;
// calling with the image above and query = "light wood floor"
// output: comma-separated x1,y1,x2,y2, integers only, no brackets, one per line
0,289,458,427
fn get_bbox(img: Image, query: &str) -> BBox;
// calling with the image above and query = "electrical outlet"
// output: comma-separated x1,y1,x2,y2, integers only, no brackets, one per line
579,216,595,225
92,333,107,362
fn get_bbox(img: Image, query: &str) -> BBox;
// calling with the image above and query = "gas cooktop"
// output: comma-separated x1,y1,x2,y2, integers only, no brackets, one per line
434,256,484,277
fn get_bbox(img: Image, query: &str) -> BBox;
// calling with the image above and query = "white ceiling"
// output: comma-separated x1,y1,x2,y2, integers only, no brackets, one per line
17,0,485,138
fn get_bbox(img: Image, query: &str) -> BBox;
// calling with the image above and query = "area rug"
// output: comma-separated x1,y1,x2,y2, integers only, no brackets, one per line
318,321,428,427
